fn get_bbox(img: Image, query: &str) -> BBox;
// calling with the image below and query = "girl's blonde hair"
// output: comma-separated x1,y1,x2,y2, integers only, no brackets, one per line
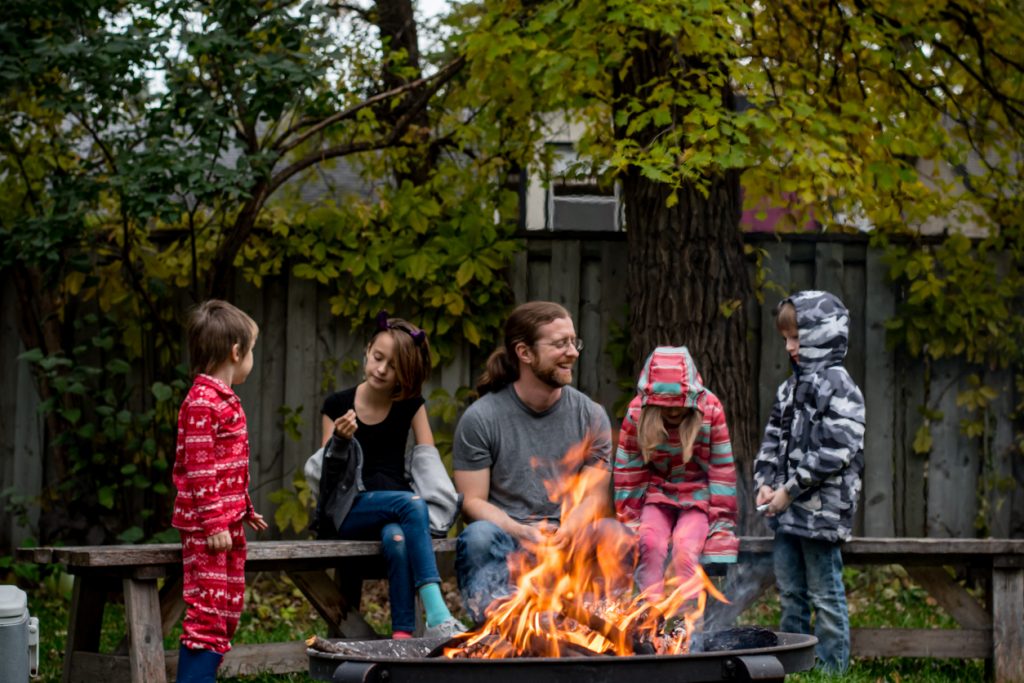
637,405,703,464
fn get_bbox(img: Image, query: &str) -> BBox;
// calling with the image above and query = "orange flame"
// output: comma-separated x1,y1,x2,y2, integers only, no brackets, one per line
446,436,728,659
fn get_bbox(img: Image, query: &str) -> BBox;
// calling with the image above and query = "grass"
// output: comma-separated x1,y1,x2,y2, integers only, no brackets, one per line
17,565,984,682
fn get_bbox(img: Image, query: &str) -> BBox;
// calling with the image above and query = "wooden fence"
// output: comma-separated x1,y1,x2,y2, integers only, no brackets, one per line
1,232,1021,551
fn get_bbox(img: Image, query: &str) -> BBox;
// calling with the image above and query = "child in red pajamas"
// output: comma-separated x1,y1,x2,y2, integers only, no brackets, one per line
172,300,268,682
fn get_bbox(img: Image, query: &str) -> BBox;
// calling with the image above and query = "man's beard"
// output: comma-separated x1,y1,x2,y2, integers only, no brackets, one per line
533,358,571,389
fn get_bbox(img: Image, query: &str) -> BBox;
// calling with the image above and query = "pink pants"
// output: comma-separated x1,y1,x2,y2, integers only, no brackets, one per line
180,523,247,654
636,503,709,599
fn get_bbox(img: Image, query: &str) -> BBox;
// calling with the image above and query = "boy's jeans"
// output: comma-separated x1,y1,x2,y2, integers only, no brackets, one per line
337,491,442,634
773,531,850,673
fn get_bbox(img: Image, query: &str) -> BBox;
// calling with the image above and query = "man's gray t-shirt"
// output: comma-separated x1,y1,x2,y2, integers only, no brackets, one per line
453,385,612,525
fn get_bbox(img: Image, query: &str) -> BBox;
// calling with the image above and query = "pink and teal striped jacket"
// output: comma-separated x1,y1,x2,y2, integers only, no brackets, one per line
613,346,738,563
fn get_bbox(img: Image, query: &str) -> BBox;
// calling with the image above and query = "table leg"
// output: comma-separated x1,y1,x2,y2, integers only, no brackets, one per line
991,565,1024,683
123,577,167,683
62,575,109,683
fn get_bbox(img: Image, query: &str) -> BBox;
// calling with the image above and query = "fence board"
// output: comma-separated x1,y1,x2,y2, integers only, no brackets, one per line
550,240,581,330
758,241,791,429
900,359,928,536
862,250,896,537
596,239,628,416
928,360,978,537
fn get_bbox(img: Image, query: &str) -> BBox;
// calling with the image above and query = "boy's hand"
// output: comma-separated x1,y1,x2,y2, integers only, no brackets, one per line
206,530,232,552
755,485,774,506
246,511,268,532
333,410,358,439
764,487,792,516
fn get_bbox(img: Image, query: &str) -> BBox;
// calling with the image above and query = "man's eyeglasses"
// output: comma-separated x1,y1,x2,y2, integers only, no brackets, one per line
535,337,584,352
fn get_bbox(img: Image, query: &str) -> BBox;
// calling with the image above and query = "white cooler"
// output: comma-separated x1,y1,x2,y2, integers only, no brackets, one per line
0,586,39,682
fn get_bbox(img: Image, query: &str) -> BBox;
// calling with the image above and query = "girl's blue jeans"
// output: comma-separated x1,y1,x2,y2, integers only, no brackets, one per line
773,531,850,673
337,490,441,634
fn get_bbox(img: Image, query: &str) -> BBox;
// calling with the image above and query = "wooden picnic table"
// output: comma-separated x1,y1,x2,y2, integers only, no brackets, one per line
18,538,456,682
16,536,1024,683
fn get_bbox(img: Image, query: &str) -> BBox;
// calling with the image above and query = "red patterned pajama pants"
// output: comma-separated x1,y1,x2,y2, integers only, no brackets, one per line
180,523,247,654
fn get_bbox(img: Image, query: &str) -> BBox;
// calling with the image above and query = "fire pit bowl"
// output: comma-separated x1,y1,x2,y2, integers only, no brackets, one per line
308,629,818,683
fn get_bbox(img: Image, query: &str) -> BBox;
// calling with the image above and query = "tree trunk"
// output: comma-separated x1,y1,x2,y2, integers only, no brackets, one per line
617,37,761,531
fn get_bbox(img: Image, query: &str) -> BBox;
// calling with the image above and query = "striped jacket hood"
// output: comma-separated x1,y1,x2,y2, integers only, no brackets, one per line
636,346,707,412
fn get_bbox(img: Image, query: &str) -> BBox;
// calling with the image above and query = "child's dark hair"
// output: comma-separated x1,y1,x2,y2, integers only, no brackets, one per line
476,301,571,396
370,312,430,401
774,300,798,331
187,300,257,377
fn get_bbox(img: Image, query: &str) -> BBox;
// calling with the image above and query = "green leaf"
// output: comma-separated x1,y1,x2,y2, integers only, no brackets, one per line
151,382,173,402
98,486,115,510
912,424,933,454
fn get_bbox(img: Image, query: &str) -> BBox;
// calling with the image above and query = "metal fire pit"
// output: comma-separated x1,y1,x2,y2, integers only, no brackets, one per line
308,629,818,683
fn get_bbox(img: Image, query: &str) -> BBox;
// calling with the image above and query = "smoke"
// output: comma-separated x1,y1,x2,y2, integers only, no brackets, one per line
701,554,775,633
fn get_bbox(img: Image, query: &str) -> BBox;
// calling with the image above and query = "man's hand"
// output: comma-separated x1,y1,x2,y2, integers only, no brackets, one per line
512,521,543,545
756,485,774,506
206,530,232,552
246,511,268,532
333,410,358,439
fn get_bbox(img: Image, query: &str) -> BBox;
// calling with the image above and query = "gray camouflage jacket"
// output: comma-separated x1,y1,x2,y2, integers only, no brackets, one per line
754,290,866,542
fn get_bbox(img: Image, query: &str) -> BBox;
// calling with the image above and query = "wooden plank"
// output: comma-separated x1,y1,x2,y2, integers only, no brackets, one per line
987,369,1015,538
596,239,628,418
0,278,19,552
40,537,1024,571
15,546,55,564
577,249,601,404
736,536,1024,559
851,627,991,659
862,248,896,537
900,358,928,536
252,275,288,521
282,275,321,524
905,566,990,629
44,539,460,569
550,240,581,330
11,330,43,549
63,576,110,683
992,567,1024,683
286,569,378,639
123,578,167,683
191,641,308,678
813,240,845,297
66,652,127,683
788,240,816,290
527,241,552,301
512,249,529,304
757,241,791,431
928,359,977,537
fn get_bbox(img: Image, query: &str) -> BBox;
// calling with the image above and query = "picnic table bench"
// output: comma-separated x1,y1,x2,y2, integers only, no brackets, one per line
17,536,1024,683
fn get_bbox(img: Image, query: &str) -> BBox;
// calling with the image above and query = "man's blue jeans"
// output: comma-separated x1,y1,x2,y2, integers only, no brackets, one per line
455,521,518,625
455,519,636,625
773,531,850,673
337,491,441,634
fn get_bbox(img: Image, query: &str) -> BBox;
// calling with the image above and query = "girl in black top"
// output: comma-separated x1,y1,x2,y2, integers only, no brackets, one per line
318,312,463,639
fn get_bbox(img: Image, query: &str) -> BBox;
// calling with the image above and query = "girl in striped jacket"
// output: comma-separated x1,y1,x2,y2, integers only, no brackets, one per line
613,346,738,601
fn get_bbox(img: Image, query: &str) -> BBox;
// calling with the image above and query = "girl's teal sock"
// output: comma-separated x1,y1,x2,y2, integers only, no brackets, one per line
418,582,451,627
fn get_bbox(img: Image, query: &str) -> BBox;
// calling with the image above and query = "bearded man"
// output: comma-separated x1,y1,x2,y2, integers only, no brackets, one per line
453,301,620,624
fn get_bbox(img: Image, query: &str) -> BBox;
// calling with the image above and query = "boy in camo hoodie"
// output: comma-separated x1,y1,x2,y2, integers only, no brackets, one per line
754,291,865,674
